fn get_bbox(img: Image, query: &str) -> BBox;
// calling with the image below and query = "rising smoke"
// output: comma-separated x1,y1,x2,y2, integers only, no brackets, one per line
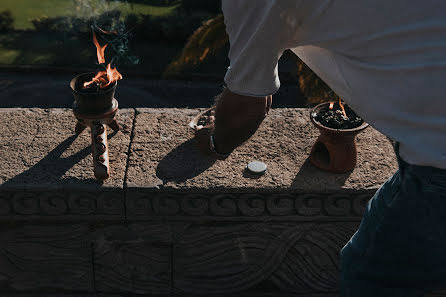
74,0,139,68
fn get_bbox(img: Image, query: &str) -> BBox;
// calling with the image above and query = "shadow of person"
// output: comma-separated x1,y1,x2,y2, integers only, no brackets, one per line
291,158,352,191
156,138,216,183
2,131,118,187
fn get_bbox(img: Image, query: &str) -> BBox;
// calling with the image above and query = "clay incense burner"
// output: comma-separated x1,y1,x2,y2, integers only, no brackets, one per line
309,102,368,173
70,72,120,181
71,72,117,115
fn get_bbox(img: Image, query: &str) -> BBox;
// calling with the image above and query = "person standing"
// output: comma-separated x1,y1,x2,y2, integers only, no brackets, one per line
195,1,446,296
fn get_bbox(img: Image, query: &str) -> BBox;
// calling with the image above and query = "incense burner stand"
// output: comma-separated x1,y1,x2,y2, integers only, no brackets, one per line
73,99,119,180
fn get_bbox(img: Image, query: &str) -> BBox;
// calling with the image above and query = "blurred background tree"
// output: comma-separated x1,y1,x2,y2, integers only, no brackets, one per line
0,10,14,32
0,0,337,105
165,11,337,105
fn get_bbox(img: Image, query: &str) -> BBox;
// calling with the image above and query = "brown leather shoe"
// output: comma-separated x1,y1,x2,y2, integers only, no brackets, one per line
190,88,272,159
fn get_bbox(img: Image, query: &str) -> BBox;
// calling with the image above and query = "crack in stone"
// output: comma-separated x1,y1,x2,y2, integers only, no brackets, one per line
122,108,138,221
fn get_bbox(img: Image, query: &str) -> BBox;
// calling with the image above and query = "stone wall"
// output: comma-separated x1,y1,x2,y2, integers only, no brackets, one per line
0,108,399,296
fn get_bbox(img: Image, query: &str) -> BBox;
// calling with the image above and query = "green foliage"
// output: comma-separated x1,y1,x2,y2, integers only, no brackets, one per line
0,30,183,72
164,14,228,76
31,15,79,33
125,0,178,5
2,0,338,101
179,0,221,15
163,13,338,101
293,58,340,105
0,10,14,32
30,9,123,34
125,11,211,42
0,0,176,30
29,9,139,67
29,7,209,43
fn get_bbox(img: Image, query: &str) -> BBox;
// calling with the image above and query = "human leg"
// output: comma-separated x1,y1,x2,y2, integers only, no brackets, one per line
340,146,446,297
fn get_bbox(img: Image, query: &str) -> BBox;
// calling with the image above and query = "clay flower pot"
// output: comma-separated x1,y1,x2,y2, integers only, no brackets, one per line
70,72,117,115
309,102,368,173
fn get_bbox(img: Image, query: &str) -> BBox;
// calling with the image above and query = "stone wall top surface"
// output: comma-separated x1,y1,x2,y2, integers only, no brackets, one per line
0,108,397,193
0,108,134,190
126,108,397,192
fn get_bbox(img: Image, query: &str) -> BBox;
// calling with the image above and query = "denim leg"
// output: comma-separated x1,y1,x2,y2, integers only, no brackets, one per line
340,159,446,297
340,171,423,297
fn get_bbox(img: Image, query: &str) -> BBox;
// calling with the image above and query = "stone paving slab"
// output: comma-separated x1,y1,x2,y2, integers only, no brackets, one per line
0,108,134,190
126,108,398,192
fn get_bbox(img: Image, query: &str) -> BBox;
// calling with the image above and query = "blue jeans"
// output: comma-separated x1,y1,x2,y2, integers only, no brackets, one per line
340,143,446,297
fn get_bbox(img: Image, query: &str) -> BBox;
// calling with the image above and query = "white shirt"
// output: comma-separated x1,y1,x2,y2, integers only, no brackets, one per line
222,0,446,169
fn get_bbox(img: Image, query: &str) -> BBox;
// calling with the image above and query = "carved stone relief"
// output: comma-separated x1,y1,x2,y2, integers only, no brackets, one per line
174,222,359,295
0,191,124,219
0,224,93,291
126,192,373,220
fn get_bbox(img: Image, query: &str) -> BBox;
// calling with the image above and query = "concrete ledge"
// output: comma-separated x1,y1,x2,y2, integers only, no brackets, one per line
0,108,399,296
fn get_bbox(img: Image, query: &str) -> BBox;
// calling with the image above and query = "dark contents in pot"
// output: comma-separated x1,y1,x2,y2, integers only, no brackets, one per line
314,102,363,129
197,117,208,126
76,77,113,93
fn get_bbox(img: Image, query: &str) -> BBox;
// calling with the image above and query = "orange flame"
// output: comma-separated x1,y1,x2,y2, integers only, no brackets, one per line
329,102,335,109
104,63,123,87
338,98,348,119
83,31,122,89
93,32,107,64
83,71,106,88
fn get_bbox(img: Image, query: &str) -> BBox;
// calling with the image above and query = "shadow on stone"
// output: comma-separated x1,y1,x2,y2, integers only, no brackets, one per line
156,138,216,183
242,170,264,180
291,158,352,190
2,132,117,188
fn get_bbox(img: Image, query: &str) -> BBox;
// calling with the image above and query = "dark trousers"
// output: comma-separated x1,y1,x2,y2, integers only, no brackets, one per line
340,144,446,297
